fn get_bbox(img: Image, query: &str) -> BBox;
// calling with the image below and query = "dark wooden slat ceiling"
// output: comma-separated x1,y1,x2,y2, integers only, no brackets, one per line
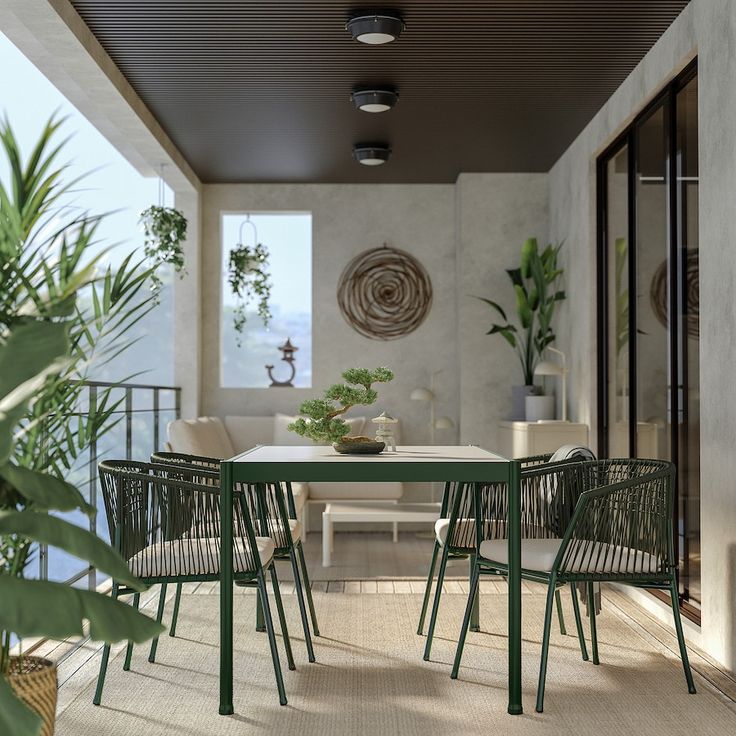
70,0,690,183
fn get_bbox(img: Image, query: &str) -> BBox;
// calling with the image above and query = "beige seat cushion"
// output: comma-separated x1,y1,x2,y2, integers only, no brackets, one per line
167,417,236,459
290,482,308,513
479,538,660,574
308,480,403,501
128,536,274,578
253,518,302,544
434,517,476,546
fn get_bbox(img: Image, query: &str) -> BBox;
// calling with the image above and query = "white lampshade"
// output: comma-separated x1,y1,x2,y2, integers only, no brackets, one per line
410,387,434,401
434,416,455,430
535,360,564,377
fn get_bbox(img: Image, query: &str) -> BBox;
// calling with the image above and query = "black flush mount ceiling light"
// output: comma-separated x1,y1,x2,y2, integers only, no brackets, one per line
351,88,399,113
353,144,391,166
346,13,404,45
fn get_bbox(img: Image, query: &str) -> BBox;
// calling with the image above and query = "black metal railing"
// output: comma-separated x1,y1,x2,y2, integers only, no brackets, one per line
37,381,181,591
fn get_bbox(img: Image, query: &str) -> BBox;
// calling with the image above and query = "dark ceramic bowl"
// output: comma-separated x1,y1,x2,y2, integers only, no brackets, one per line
332,440,385,455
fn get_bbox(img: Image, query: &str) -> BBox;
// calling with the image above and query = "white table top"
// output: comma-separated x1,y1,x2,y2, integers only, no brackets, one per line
230,445,507,464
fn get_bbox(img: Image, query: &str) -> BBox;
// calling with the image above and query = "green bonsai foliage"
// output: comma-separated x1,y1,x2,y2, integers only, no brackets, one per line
288,367,394,444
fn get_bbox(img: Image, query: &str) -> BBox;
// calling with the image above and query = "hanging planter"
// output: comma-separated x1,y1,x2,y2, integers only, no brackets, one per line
139,172,187,297
228,215,272,347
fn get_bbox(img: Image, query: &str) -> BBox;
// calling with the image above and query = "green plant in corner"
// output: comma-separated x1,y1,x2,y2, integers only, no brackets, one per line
0,117,163,736
288,367,394,445
475,238,565,385
140,204,188,295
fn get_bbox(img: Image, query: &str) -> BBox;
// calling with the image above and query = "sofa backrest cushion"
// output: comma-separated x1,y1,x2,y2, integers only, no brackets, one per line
224,416,275,453
273,413,367,446
167,417,236,459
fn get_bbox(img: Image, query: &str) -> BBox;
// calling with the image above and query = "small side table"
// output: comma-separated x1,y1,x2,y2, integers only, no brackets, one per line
498,420,589,459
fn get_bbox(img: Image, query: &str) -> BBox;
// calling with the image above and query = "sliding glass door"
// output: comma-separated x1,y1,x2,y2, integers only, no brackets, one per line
597,62,700,618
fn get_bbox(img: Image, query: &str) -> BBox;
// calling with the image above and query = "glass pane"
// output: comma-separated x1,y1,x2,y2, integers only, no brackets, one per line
676,74,700,608
606,145,631,456
221,213,313,388
635,104,669,460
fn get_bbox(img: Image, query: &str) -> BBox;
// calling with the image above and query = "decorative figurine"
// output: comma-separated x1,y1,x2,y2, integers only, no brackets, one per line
371,411,398,452
265,338,298,387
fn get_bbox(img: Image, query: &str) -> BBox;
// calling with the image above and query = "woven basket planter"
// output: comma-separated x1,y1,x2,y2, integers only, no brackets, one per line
7,656,58,736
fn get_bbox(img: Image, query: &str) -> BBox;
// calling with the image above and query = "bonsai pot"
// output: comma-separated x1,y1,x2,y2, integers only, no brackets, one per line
333,435,385,454
8,656,58,736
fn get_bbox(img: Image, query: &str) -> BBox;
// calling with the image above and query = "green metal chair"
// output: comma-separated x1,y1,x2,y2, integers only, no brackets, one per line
419,454,589,663
94,460,294,706
451,458,696,712
150,451,319,662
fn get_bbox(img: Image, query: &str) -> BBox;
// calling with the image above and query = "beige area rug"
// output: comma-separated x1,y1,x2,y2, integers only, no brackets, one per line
56,589,736,736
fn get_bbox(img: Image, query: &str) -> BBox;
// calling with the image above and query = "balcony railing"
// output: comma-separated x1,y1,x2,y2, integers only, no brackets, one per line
37,380,181,591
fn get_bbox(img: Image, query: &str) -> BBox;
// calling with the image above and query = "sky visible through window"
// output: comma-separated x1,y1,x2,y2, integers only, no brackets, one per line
221,213,312,388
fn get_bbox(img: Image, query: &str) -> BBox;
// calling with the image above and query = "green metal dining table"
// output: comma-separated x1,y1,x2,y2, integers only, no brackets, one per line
218,444,523,715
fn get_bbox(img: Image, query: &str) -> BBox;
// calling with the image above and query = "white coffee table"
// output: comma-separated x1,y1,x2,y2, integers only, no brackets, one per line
321,502,441,566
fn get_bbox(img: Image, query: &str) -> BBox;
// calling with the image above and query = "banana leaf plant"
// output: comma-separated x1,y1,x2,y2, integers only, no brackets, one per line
0,116,163,735
476,238,565,385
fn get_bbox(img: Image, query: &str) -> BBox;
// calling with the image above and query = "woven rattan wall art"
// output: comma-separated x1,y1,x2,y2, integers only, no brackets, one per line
649,249,699,338
337,244,433,340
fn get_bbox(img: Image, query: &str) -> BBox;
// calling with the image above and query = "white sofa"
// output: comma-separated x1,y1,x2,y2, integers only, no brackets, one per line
165,414,404,530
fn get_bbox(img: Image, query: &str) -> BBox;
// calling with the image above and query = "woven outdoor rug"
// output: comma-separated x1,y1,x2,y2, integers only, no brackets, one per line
56,588,736,736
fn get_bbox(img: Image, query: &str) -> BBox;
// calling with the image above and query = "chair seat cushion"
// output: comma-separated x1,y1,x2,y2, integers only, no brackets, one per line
434,517,476,547
254,518,302,545
128,536,274,578
479,538,661,574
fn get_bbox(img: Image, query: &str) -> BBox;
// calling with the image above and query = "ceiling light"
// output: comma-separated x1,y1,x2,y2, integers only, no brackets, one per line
353,145,391,166
346,13,404,45
351,88,399,113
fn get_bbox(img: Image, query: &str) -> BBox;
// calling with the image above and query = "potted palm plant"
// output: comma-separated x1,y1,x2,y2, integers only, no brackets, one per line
0,118,164,736
476,238,565,420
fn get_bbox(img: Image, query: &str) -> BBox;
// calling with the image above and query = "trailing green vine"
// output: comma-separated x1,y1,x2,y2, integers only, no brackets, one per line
140,205,188,296
227,241,272,346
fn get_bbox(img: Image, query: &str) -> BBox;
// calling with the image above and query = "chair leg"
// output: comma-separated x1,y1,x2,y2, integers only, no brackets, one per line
169,583,183,637
669,577,696,694
256,588,266,632
535,576,558,713
122,592,140,671
148,583,168,663
555,588,567,635
417,541,440,635
257,571,288,705
93,583,118,705
587,581,599,665
570,583,589,661
269,564,296,671
451,560,480,679
470,554,480,632
289,547,316,662
296,540,320,636
423,544,450,661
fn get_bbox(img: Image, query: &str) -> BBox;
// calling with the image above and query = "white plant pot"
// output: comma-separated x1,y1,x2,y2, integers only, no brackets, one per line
525,394,555,422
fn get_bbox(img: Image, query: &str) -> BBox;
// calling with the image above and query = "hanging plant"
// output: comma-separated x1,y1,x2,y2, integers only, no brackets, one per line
139,204,188,295
228,239,272,347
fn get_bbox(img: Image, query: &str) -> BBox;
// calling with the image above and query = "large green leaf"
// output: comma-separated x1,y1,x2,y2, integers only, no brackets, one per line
0,675,41,736
519,237,537,279
0,511,143,591
514,285,532,329
0,463,93,515
473,296,507,321
0,577,164,644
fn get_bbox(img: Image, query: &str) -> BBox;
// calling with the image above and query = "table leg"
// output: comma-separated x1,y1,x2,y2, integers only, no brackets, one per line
322,510,331,567
507,460,523,715
219,462,234,715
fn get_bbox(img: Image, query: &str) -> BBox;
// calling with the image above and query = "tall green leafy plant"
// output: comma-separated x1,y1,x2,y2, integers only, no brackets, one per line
476,238,565,385
0,117,163,735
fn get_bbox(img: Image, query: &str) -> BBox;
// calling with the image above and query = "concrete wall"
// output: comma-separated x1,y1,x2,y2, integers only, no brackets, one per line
456,173,549,447
549,0,736,671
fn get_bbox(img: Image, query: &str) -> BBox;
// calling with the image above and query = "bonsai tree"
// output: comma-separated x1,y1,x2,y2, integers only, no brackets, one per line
288,367,394,444
476,237,565,386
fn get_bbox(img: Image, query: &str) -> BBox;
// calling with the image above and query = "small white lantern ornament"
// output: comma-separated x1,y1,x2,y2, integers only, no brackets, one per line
371,411,398,452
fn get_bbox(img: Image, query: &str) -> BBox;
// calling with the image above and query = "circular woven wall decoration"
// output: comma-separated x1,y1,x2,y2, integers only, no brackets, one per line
649,249,699,339
337,245,433,340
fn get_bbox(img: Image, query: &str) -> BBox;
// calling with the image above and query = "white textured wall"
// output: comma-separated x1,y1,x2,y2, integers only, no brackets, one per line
549,0,736,672
457,174,549,448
